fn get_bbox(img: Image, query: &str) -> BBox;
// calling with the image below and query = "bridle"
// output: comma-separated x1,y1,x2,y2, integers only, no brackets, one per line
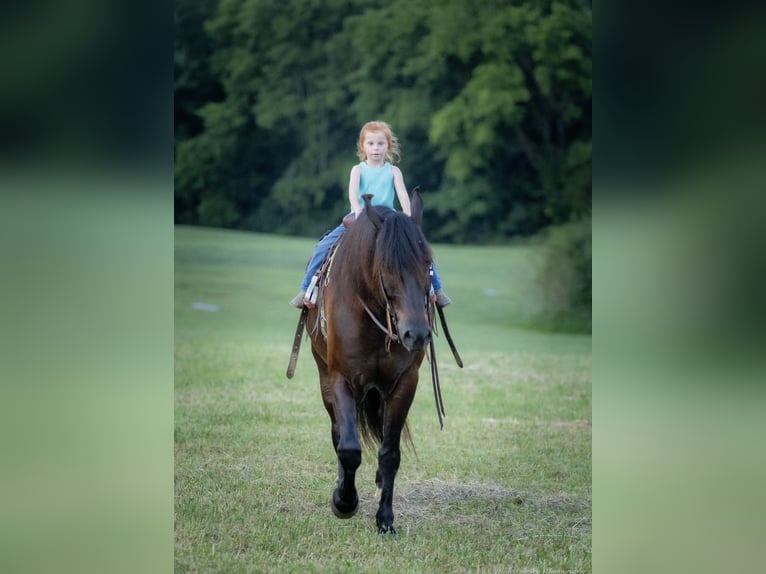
358,273,431,353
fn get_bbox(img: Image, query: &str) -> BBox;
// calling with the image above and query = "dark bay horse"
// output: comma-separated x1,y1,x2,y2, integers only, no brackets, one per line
307,191,433,535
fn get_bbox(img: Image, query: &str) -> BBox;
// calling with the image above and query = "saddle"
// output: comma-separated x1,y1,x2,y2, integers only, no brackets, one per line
305,236,343,339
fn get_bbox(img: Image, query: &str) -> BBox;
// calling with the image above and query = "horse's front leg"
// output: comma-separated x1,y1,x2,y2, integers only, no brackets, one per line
375,376,417,535
330,374,361,519
375,438,400,534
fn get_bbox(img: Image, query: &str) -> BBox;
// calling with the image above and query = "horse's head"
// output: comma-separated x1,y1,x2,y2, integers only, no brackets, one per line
359,191,433,352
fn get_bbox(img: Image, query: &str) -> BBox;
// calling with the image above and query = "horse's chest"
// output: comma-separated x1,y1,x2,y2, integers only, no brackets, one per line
349,352,422,393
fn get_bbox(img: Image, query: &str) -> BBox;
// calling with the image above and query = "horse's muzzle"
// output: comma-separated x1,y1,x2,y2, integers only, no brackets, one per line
400,325,431,352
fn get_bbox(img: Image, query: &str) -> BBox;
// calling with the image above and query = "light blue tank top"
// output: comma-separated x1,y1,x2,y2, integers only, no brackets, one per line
355,162,395,210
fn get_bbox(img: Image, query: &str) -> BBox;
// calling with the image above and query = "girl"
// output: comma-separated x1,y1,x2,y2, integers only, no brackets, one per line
290,120,451,309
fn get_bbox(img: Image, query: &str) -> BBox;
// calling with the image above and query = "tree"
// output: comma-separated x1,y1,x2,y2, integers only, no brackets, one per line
174,0,591,243
427,0,591,241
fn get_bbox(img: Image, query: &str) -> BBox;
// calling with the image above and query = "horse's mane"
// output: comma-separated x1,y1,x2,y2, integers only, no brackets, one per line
374,211,432,282
339,207,432,295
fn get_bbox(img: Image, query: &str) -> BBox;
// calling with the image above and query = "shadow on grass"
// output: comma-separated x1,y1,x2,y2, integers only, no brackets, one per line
338,478,591,538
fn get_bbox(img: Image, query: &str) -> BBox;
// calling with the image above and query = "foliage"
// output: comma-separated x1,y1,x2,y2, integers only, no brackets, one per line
533,216,592,332
174,0,591,244
174,0,222,143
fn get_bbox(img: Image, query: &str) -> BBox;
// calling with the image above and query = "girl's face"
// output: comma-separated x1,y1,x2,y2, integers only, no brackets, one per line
362,130,389,164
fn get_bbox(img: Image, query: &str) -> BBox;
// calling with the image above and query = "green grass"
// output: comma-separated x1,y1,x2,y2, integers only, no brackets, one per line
175,225,591,573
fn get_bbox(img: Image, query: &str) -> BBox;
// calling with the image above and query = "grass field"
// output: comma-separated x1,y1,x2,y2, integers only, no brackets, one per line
175,225,591,573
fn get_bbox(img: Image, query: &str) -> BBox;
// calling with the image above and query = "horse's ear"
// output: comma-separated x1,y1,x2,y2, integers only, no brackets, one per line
410,186,423,226
362,194,383,229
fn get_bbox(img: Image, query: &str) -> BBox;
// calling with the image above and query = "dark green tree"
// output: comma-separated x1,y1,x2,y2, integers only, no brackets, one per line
427,0,591,241
174,0,591,243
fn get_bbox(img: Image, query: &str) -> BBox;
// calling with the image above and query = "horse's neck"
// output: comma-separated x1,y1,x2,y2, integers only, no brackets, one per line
335,246,379,303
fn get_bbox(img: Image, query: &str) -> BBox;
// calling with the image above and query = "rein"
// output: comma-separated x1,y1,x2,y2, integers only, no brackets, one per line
359,275,401,352
360,298,398,350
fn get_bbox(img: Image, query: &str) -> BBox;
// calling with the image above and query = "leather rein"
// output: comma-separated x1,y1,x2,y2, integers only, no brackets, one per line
358,275,403,353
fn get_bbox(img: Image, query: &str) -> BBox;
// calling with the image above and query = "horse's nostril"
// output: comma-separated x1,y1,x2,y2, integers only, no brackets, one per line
402,328,431,351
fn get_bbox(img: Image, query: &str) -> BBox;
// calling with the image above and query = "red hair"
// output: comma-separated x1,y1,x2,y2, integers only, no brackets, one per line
356,120,401,163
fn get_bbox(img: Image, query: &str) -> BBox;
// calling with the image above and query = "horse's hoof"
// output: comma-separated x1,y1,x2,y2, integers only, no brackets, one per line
376,523,397,537
330,490,358,519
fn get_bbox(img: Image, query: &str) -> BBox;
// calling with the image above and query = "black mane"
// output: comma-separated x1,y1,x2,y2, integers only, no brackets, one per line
373,211,432,284
339,206,431,296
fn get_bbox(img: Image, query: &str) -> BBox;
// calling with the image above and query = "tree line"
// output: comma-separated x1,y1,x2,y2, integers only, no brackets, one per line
175,0,591,244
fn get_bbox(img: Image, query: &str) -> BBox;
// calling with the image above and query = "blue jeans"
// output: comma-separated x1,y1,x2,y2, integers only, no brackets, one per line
430,260,443,291
300,224,346,291
299,223,444,292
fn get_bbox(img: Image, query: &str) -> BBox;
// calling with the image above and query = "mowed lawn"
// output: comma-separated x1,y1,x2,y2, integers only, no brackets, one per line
175,225,591,573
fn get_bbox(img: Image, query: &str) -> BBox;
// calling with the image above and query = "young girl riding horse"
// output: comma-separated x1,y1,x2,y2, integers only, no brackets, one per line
290,120,451,309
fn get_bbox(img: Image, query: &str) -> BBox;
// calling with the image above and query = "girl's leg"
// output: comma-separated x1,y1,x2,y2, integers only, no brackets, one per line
300,224,347,291
430,261,451,307
430,261,443,292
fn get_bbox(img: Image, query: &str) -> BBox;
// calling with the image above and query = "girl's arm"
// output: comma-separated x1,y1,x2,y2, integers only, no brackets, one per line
348,164,362,215
392,166,411,215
